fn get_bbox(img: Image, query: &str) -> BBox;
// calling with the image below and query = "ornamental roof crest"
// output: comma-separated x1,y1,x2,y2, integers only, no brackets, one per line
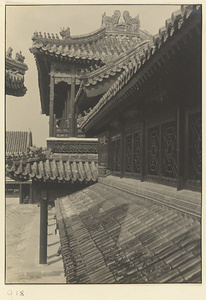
60,27,71,39
6,47,26,64
102,10,140,33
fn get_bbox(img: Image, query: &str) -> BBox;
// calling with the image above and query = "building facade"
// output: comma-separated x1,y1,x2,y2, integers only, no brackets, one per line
81,5,201,192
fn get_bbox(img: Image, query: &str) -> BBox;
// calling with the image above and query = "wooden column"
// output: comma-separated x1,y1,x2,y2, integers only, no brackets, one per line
39,186,48,264
120,121,124,178
70,76,76,137
140,110,145,182
49,73,55,137
177,102,185,190
66,89,70,136
29,183,33,204
19,183,23,204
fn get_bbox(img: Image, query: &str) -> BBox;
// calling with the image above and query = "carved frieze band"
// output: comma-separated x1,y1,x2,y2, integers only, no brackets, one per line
47,141,98,154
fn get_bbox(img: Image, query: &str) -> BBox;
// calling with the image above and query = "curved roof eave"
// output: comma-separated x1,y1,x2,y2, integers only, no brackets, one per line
80,4,201,132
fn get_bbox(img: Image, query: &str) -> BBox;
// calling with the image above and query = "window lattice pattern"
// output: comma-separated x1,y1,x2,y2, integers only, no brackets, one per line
161,121,177,178
188,111,202,181
148,127,160,176
125,135,132,173
133,132,141,174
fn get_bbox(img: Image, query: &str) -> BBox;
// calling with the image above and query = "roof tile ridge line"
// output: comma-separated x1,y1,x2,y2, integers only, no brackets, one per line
80,4,194,129
68,26,106,41
32,26,106,45
81,42,150,125
82,39,151,80
138,28,153,38
6,56,28,71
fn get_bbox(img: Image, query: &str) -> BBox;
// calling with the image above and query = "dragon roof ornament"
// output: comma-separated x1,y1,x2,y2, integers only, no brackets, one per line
102,10,140,33
6,47,26,64
60,27,71,39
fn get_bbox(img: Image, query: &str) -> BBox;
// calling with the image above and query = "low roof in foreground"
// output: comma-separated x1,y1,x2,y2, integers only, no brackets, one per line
55,180,201,283
6,158,98,184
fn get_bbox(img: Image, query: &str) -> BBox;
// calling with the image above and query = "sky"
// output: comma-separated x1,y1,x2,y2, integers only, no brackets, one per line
5,4,180,147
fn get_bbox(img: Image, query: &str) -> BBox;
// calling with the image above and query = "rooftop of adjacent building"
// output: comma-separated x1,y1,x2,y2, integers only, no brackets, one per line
6,47,28,97
6,130,33,156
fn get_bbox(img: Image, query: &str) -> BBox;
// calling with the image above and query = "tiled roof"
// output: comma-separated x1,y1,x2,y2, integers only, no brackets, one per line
79,40,151,89
6,131,32,156
81,5,201,130
29,10,152,114
55,181,201,284
6,49,28,97
30,14,151,65
99,176,201,219
6,158,98,183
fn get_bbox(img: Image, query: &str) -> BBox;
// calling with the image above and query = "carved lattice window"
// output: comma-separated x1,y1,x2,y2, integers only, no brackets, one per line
110,135,121,172
148,127,160,176
125,135,132,173
188,111,202,181
133,131,141,174
148,120,177,179
161,121,177,178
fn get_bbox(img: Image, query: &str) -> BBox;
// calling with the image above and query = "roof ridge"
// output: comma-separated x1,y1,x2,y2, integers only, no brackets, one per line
31,26,106,44
80,4,201,129
80,40,150,81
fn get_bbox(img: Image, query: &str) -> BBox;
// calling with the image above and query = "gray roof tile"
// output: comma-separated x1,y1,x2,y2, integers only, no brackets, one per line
6,158,98,183
55,182,201,283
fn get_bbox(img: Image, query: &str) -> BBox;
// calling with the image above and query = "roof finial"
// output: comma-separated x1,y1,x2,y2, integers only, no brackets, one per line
102,10,140,33
6,47,13,58
15,51,25,63
60,27,71,39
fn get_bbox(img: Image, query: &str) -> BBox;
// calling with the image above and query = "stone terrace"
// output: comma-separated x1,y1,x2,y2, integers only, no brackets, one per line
55,183,201,284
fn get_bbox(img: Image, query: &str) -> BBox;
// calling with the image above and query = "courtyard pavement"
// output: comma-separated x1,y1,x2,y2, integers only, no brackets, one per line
6,199,65,284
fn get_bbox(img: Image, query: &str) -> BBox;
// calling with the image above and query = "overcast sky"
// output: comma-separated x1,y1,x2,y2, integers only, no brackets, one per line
6,4,180,147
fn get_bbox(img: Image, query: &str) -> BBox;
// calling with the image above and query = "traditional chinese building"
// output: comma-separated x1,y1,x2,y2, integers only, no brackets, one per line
6,48,28,97
29,10,151,138
6,5,202,281
81,6,202,193
29,6,201,192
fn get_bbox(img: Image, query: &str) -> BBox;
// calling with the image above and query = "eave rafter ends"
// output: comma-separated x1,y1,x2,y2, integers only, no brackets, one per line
6,158,98,184
80,4,201,131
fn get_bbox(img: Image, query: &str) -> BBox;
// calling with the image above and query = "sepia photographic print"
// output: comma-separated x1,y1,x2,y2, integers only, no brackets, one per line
2,0,205,299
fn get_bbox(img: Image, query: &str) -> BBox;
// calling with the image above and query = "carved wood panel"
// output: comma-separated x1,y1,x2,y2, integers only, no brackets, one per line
148,126,160,176
188,110,202,181
110,134,121,172
133,131,141,174
161,120,177,178
125,135,132,173
147,119,177,180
